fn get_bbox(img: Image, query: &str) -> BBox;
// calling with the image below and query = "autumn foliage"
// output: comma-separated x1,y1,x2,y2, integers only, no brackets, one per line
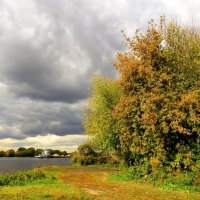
83,18,200,173
83,76,121,153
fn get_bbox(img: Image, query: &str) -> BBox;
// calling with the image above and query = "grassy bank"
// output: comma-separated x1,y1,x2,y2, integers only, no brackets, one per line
108,166,200,193
0,170,45,186
0,167,93,200
0,166,199,200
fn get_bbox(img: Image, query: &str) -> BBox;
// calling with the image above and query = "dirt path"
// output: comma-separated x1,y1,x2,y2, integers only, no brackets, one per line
57,167,200,200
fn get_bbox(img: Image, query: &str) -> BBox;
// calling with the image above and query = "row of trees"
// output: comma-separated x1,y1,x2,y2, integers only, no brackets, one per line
0,147,68,157
83,17,200,173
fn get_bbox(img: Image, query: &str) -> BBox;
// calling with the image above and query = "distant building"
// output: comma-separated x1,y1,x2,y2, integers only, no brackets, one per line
35,149,50,158
41,150,50,157
52,153,60,158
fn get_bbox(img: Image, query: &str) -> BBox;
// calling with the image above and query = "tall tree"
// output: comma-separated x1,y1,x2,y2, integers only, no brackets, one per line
4,149,15,157
83,18,200,171
114,18,200,168
83,75,121,154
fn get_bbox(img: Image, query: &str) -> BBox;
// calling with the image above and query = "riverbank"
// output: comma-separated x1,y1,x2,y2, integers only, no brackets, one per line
0,166,199,200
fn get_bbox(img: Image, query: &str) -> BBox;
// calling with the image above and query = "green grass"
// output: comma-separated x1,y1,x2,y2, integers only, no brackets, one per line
0,166,199,200
0,168,93,200
0,185,93,200
108,167,200,193
0,170,45,186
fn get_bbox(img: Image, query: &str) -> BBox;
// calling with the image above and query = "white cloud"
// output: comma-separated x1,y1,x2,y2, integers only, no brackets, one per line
0,134,87,152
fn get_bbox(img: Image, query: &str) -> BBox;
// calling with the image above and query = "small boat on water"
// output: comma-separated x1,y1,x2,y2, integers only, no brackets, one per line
34,149,71,158
34,150,50,158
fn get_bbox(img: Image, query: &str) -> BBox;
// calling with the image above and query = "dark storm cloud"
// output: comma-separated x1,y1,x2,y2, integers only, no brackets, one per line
0,91,84,139
0,4,89,103
0,0,199,143
0,0,166,103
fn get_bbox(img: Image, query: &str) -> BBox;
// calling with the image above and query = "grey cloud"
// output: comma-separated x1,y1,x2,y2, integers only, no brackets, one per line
0,92,84,139
0,0,169,103
0,0,199,141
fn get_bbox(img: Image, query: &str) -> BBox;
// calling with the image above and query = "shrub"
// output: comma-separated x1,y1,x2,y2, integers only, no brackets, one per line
0,170,45,186
72,143,114,166
72,143,97,166
73,154,96,165
77,143,96,156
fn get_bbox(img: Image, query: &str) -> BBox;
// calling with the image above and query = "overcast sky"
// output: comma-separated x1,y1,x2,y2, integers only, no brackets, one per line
0,0,199,152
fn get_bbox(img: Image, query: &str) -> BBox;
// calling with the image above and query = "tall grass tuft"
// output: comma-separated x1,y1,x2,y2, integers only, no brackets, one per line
0,170,45,186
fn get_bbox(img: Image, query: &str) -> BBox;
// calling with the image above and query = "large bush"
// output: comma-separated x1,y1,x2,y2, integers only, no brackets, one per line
83,17,200,173
113,18,200,170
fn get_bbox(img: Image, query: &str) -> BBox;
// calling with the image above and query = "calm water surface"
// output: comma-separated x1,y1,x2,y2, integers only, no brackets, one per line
0,157,72,173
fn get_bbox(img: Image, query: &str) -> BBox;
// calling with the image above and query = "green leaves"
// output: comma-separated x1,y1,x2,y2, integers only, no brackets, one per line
83,17,200,171
83,75,121,153
0,170,45,186
114,18,200,168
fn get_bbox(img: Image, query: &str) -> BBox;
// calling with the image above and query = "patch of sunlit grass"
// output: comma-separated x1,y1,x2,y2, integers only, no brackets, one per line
0,185,93,200
0,166,93,200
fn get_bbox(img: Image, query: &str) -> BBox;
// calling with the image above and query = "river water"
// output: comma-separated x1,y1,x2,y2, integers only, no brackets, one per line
0,157,72,174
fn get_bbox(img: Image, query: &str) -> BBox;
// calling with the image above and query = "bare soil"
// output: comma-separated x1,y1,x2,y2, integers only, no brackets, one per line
55,166,200,200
